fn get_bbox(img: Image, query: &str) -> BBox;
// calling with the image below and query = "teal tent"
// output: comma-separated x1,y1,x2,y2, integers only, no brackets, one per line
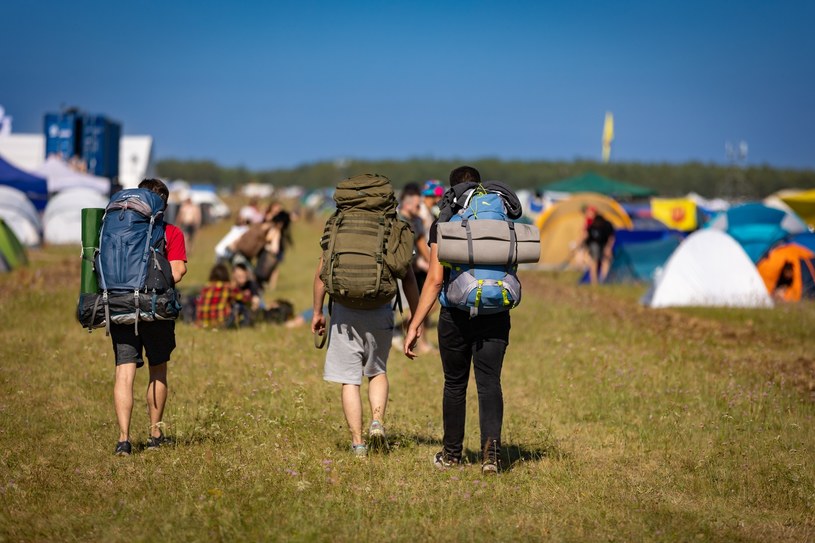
706,203,808,263
541,173,657,200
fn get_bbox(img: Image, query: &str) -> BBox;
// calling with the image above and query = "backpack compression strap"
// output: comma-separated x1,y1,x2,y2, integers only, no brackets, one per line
325,211,342,296
372,216,385,298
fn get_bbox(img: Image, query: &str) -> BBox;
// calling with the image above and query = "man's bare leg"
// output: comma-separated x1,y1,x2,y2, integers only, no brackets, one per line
368,373,389,424
114,363,137,442
147,363,168,438
341,384,363,445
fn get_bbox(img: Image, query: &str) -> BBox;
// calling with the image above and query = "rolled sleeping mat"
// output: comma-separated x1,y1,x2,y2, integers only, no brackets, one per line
80,208,105,294
437,219,541,265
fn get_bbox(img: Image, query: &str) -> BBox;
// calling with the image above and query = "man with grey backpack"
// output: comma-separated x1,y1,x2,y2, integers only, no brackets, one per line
312,174,420,457
404,166,539,474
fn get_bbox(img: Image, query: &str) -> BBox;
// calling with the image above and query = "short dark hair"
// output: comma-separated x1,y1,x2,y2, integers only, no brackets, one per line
138,178,169,207
400,182,421,201
449,166,480,187
208,263,231,282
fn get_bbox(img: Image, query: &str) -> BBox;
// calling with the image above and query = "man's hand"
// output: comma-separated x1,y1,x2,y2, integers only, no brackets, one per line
403,323,423,360
311,312,326,336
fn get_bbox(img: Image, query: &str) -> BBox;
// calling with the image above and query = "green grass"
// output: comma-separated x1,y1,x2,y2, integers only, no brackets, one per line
1,216,814,542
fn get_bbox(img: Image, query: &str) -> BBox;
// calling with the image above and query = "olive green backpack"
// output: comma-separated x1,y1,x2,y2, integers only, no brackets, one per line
319,174,414,309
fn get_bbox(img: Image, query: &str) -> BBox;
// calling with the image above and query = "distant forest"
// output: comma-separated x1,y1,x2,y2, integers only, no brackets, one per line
155,158,815,199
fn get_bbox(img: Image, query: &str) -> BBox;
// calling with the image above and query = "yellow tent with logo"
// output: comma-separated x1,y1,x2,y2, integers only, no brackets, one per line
536,193,633,267
780,189,815,228
651,197,697,231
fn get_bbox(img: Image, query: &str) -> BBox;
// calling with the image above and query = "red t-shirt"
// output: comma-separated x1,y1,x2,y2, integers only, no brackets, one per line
165,223,187,262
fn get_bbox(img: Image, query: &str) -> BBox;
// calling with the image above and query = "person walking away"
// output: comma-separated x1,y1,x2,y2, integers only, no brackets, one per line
112,179,187,455
398,183,434,354
312,174,420,457
420,180,444,233
176,197,202,249
404,165,521,474
582,205,615,284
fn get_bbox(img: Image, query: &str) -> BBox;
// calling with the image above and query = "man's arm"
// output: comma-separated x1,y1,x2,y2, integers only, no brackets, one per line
404,243,443,359
171,261,187,284
311,256,327,335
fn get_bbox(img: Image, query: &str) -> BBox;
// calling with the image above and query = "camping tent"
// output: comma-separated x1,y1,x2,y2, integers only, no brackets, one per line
706,203,808,263
34,156,110,195
646,229,773,308
0,185,42,246
780,189,815,228
757,243,815,302
0,154,48,211
43,188,109,245
0,218,27,272
581,230,684,283
790,232,815,253
540,173,656,200
536,193,633,267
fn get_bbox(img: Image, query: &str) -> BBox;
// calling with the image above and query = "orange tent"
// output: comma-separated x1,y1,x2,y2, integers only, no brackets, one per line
757,243,815,302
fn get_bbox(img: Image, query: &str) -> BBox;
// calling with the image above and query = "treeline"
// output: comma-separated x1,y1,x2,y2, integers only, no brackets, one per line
155,158,815,198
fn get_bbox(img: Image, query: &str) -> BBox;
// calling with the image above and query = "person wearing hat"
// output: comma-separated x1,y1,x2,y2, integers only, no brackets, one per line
582,205,615,284
420,180,444,234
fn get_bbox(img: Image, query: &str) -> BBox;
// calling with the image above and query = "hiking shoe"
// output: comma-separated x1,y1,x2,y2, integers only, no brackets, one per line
114,441,132,456
368,420,387,450
351,444,368,458
433,451,460,470
481,458,500,475
146,434,167,450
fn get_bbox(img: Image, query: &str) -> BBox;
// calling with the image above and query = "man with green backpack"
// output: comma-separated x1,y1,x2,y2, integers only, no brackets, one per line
312,174,420,457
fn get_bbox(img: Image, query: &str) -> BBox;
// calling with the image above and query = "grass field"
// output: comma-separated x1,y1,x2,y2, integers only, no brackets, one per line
1,213,814,542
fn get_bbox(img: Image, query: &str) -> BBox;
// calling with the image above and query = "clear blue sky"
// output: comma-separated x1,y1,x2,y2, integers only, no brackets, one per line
2,1,814,169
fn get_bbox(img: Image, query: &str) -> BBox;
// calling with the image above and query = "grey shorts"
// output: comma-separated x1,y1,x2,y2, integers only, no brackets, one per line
323,302,394,385
110,321,176,368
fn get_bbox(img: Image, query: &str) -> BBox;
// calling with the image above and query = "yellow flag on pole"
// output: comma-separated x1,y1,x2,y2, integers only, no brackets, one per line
602,112,614,163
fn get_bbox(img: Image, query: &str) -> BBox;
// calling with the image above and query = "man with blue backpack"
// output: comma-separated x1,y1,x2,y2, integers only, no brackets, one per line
85,179,187,456
404,166,531,474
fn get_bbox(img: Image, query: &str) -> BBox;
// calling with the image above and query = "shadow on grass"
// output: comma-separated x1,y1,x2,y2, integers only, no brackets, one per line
461,441,566,472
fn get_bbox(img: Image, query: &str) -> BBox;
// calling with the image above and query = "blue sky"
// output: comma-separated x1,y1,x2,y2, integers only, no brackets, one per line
2,1,814,169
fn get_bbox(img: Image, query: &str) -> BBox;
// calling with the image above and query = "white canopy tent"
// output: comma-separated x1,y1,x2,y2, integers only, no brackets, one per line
647,229,773,308
0,185,42,246
34,156,110,195
43,188,108,245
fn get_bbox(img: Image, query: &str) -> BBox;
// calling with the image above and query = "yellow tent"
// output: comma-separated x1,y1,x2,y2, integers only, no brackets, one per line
536,193,633,267
780,189,815,228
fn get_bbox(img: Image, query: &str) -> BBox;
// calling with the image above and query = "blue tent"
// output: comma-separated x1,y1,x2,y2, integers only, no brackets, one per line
706,203,808,263
581,230,685,284
0,155,48,211
791,232,815,253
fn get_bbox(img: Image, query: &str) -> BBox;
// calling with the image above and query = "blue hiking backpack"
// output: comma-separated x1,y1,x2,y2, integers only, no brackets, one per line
438,187,522,317
77,188,181,334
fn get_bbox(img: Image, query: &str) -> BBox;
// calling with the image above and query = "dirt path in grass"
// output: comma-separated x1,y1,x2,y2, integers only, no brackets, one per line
521,271,815,398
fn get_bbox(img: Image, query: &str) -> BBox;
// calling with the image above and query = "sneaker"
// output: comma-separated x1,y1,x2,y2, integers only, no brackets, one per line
368,420,387,450
433,451,460,470
351,444,368,458
146,433,167,450
481,438,500,474
114,441,132,456
481,458,500,475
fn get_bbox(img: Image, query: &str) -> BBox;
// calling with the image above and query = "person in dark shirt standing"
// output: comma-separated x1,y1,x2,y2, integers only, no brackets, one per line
582,205,615,284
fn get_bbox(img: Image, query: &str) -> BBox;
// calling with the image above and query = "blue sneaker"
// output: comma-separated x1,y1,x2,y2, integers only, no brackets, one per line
114,441,132,456
351,444,368,458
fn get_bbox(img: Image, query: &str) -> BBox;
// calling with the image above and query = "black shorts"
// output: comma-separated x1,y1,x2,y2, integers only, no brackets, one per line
587,241,605,263
110,321,176,368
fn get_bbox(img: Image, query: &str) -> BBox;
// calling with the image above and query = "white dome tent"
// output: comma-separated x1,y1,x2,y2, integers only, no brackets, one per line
646,229,772,308
0,185,42,246
34,156,110,195
43,188,108,245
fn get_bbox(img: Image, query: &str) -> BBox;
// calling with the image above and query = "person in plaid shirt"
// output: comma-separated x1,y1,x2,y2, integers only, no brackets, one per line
196,263,244,328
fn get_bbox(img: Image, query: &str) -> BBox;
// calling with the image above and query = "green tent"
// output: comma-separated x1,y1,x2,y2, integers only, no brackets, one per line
541,173,657,199
0,218,27,273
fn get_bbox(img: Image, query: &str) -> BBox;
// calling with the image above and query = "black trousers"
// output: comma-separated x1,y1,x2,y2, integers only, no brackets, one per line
437,307,510,461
